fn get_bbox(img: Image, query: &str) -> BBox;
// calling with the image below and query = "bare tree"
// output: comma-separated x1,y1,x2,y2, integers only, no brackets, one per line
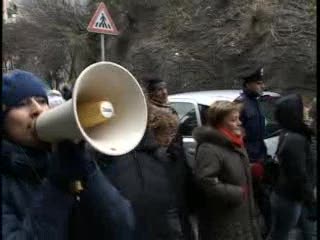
3,0,97,87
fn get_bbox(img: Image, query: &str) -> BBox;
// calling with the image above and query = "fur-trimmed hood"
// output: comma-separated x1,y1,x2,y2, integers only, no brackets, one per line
147,101,179,146
193,126,234,149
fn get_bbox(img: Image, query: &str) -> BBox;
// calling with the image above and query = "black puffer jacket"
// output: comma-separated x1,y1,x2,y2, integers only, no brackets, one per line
274,94,315,204
95,130,194,240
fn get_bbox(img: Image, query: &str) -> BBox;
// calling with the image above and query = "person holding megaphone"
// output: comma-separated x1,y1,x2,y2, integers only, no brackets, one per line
1,70,134,240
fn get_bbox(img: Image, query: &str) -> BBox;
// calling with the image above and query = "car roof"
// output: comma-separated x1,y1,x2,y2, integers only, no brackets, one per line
168,90,280,106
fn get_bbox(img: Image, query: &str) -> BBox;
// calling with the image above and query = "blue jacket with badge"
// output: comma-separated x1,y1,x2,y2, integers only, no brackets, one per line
235,89,267,162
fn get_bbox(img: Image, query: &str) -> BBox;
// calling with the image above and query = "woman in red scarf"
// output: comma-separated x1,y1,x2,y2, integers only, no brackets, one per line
193,101,261,240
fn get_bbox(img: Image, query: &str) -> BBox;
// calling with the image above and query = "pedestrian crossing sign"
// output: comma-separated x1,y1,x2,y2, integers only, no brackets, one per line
87,2,119,35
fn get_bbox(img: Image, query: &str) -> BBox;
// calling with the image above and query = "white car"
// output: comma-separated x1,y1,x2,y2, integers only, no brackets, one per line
168,90,281,168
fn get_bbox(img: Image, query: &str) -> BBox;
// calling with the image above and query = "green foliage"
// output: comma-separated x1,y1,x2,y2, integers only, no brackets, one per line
309,0,316,15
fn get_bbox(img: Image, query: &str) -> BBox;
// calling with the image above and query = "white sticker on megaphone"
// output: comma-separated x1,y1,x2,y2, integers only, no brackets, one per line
100,101,114,118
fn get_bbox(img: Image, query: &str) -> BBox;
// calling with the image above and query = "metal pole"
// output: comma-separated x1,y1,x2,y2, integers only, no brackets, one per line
101,34,105,61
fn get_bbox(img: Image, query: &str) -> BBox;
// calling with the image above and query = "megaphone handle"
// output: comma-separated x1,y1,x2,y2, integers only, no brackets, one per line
70,180,84,195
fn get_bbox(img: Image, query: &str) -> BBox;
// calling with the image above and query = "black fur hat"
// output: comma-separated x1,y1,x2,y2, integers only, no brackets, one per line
142,75,166,92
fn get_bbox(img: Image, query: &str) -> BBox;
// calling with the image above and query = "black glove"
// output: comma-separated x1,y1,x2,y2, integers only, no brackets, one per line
49,140,96,193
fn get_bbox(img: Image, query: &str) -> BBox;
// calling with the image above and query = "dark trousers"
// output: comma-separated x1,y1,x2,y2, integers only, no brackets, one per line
296,206,317,240
267,192,302,240
253,180,272,238
164,208,195,240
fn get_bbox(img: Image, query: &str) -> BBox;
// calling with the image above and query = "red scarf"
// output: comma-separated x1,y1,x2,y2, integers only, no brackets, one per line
218,127,244,148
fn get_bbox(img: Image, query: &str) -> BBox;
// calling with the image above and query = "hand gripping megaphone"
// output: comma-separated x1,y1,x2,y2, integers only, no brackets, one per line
35,62,148,156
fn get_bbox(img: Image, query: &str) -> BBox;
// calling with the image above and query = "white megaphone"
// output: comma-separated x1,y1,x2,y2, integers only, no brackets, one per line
35,62,148,156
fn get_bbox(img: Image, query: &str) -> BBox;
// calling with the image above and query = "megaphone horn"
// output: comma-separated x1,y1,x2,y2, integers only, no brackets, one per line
35,62,148,156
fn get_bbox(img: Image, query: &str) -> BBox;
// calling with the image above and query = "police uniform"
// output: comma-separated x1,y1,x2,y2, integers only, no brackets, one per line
235,68,271,237
235,68,267,163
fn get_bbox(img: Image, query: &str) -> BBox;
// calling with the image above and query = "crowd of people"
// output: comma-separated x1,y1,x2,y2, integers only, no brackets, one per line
1,67,317,240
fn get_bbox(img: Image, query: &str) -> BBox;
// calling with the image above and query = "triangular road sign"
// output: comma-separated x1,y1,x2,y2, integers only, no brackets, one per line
87,2,119,35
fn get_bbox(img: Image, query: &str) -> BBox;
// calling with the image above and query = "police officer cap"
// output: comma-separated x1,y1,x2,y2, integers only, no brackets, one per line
242,67,264,84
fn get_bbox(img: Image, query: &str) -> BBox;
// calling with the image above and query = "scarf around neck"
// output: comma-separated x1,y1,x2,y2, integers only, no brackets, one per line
218,127,244,148
149,98,170,108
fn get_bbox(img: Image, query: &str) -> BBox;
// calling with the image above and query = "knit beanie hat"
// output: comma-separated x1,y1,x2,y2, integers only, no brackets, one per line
2,70,48,117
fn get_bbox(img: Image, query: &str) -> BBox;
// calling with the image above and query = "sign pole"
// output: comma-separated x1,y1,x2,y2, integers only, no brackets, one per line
87,2,119,62
101,34,105,61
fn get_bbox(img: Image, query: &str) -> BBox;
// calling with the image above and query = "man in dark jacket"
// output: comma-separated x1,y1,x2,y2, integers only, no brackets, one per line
235,67,270,237
235,67,267,164
132,75,195,239
95,129,194,240
1,70,134,240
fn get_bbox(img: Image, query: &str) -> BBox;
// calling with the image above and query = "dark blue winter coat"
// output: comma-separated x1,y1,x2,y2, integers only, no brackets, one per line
235,89,267,162
1,140,134,240
94,131,194,240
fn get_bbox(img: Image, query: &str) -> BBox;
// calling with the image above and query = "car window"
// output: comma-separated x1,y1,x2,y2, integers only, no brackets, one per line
170,102,199,136
259,95,281,138
199,104,209,125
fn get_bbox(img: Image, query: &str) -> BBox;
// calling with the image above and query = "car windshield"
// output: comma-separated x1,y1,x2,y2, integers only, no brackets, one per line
199,98,281,139
169,94,281,139
199,104,209,125
170,102,198,136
